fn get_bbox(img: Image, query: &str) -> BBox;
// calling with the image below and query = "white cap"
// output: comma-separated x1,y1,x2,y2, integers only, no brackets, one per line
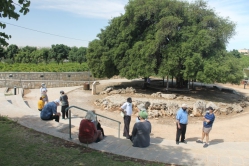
54,99,60,104
181,103,188,108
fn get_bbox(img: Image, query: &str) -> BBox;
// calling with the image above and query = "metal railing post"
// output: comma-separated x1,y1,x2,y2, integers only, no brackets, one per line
69,109,72,140
118,122,120,138
66,106,121,140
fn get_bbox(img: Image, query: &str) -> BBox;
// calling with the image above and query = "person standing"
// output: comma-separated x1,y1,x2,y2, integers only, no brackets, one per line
40,99,61,122
37,97,44,111
40,83,47,94
176,103,188,145
120,97,133,139
59,90,69,119
40,83,48,104
196,106,216,148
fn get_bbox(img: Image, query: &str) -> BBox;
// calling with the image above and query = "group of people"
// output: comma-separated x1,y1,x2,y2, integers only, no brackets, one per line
120,98,215,148
120,97,152,148
38,84,215,148
39,83,69,122
176,104,215,148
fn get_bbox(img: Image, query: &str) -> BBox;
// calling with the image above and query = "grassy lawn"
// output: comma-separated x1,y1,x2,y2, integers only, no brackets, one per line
0,116,167,166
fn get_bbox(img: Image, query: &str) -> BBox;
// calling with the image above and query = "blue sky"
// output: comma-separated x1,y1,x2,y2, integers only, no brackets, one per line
2,0,249,51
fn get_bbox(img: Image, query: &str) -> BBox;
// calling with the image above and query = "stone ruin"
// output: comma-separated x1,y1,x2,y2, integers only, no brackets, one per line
94,97,247,119
99,87,136,95
95,85,249,119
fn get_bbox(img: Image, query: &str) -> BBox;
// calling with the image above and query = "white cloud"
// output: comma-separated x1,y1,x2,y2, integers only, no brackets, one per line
31,0,128,19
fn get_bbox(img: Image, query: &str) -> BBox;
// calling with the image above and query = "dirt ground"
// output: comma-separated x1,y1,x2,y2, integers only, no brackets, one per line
65,80,249,142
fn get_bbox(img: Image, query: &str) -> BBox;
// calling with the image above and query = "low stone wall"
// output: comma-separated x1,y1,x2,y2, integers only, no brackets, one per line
0,79,90,89
0,72,93,81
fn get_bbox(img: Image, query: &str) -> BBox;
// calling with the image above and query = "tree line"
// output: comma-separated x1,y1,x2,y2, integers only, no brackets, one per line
0,44,87,65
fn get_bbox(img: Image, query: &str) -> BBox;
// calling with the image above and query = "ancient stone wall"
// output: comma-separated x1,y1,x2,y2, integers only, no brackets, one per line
0,72,93,81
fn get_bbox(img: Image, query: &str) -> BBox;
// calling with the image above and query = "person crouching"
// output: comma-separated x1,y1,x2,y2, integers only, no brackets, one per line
40,99,61,122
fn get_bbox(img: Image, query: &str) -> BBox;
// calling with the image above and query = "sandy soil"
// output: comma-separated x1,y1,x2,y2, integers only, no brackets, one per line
65,80,249,142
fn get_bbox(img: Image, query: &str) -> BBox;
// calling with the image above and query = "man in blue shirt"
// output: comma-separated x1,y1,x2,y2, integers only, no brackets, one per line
40,99,61,122
196,106,215,148
176,104,188,145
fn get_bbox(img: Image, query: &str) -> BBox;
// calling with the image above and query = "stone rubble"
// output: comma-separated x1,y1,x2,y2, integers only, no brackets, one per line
94,87,247,119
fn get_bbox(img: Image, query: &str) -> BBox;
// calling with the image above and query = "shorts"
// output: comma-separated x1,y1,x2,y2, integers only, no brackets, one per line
203,127,212,133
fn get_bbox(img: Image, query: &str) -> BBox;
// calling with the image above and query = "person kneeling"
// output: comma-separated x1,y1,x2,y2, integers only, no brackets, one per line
40,99,61,122
130,111,151,148
78,111,103,144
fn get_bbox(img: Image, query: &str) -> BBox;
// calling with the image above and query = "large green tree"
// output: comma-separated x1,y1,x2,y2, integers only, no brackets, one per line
0,0,30,46
76,47,87,64
0,46,6,60
87,0,242,85
15,46,36,63
50,44,70,64
5,44,19,63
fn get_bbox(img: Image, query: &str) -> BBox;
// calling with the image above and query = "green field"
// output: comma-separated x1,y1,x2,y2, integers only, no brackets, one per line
0,62,88,72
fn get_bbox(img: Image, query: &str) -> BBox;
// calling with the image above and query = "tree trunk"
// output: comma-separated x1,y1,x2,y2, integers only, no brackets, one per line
171,76,173,87
166,76,169,90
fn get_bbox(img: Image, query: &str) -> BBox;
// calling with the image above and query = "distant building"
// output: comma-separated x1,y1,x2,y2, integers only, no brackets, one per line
238,49,249,54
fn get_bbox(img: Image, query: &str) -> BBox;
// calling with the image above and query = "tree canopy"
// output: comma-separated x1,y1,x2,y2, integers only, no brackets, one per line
86,0,243,84
0,0,30,46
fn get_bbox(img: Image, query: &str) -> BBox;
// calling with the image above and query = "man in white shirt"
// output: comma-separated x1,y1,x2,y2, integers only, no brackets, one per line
120,97,133,139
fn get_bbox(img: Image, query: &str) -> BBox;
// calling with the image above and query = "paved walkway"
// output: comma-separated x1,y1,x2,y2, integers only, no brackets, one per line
0,80,249,166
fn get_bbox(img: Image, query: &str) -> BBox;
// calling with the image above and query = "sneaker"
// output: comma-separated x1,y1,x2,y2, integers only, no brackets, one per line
196,140,203,144
176,141,179,145
203,143,209,148
181,140,187,144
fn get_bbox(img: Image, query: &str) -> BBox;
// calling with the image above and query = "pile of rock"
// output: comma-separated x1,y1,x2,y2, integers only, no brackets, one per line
94,96,246,119
99,87,136,95
191,100,244,116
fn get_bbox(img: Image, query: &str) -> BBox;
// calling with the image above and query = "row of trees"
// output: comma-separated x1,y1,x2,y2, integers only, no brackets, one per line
86,0,244,86
0,44,87,64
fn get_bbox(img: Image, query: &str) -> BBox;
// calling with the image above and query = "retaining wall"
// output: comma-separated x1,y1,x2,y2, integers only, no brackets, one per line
0,72,123,88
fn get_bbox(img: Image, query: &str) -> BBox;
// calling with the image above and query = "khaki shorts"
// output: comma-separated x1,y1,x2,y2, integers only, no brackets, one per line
203,127,212,133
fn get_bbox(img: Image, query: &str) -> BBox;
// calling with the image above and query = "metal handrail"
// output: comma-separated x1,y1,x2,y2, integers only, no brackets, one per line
65,106,121,139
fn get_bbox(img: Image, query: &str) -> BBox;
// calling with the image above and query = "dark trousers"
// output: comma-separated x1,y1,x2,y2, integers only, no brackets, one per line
97,122,105,137
61,105,69,119
42,115,60,122
123,115,131,139
176,123,187,142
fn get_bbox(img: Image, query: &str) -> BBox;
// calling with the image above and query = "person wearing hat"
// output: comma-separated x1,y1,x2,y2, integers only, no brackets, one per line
59,90,69,119
120,97,133,139
196,106,216,148
130,111,151,148
78,111,103,144
40,99,61,122
136,101,150,123
40,83,48,104
176,103,189,145
40,83,47,93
